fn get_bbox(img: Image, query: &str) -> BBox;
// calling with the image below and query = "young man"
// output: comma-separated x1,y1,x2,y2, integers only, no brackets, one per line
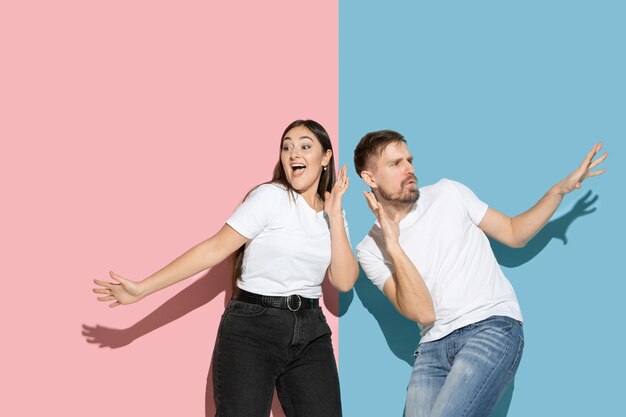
354,130,607,417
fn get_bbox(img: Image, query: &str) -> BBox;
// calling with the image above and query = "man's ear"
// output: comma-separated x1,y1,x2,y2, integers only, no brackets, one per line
361,170,377,189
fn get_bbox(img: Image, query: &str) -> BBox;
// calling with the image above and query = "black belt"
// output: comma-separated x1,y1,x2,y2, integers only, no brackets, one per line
233,289,319,311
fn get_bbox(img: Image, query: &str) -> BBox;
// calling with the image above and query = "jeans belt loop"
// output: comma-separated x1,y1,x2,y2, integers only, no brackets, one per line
287,294,302,311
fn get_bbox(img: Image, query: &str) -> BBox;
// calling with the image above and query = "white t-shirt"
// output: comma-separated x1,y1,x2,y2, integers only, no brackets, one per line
357,179,523,343
227,183,349,298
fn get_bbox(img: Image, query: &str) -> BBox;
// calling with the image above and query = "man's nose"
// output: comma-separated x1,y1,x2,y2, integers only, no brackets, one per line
404,161,415,175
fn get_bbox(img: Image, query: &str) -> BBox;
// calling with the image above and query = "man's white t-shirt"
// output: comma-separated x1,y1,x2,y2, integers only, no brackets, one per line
227,183,348,299
357,179,523,343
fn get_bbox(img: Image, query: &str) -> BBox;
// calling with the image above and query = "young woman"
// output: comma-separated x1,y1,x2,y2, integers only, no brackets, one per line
93,119,359,417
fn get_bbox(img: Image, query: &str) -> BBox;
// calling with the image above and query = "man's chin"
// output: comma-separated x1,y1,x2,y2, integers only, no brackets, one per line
399,190,419,204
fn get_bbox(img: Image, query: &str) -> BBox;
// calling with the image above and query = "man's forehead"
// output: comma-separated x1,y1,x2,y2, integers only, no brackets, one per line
379,141,411,160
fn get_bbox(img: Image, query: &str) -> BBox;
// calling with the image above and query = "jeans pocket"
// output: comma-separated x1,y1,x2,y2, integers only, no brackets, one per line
227,300,269,318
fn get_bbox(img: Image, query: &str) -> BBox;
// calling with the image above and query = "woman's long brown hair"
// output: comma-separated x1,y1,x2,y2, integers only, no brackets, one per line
231,120,337,293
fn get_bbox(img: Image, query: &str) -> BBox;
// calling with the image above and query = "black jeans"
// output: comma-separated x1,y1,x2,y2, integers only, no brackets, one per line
212,299,342,417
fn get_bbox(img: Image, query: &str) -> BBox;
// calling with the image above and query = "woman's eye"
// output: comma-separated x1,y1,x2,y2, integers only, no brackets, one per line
302,144,311,150
282,145,292,151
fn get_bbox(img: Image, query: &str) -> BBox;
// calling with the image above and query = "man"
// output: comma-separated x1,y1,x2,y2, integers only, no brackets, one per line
354,130,607,417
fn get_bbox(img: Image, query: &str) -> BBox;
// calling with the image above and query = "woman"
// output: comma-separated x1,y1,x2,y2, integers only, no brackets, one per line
93,119,359,417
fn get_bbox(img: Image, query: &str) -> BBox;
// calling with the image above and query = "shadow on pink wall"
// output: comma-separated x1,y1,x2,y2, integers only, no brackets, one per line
82,259,339,417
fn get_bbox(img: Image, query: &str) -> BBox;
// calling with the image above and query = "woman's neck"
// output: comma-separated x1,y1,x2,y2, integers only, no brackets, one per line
300,187,323,211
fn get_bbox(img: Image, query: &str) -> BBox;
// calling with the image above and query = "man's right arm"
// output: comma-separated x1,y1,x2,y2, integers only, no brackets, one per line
382,242,435,326
362,191,435,326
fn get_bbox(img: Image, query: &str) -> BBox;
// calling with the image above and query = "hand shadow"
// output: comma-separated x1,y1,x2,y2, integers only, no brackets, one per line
82,259,234,348
490,191,599,267
83,257,342,417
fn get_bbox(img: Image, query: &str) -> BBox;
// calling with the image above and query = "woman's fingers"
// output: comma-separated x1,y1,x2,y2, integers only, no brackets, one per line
109,271,127,284
93,279,113,289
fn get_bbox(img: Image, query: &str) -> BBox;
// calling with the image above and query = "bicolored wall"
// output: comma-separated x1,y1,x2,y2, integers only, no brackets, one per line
1,1,623,416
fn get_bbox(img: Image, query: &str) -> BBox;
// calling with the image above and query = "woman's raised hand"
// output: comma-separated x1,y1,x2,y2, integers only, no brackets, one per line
324,165,349,217
93,271,145,308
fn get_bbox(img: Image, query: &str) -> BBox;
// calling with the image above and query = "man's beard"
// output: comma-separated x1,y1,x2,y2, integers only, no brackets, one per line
378,178,420,205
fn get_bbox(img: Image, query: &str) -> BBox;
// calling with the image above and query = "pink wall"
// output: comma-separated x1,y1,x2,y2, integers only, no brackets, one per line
1,2,337,416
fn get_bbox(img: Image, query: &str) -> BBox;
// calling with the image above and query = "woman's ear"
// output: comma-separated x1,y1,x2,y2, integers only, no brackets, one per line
322,149,332,168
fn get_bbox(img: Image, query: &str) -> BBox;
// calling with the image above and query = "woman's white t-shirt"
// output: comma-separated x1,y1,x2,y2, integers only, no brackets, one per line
226,183,348,298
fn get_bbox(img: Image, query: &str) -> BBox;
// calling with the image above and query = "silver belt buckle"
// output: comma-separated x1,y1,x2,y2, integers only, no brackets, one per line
287,294,302,311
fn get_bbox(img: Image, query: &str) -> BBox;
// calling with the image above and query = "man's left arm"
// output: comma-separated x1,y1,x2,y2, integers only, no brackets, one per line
479,142,608,248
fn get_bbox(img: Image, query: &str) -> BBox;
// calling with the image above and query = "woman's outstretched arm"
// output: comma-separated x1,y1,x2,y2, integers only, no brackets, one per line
93,224,248,307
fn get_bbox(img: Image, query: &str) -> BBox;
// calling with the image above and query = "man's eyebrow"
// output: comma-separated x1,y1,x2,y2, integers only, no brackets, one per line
387,156,413,166
387,157,403,165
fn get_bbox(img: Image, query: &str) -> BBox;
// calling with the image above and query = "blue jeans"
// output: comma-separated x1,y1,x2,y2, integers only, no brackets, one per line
405,316,524,417
212,299,342,417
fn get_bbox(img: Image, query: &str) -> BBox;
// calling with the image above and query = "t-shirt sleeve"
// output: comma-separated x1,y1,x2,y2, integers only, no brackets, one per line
357,238,393,292
226,184,282,240
342,209,352,246
447,179,489,225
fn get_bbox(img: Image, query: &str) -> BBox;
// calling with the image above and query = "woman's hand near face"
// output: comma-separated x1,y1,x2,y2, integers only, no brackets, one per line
324,165,358,292
324,165,349,218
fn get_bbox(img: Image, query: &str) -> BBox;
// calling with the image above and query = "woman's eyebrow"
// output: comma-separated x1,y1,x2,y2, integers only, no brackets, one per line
283,135,314,141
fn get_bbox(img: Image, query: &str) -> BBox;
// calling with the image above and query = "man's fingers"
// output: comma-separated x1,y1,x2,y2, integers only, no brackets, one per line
582,143,599,166
376,202,387,218
363,192,379,214
587,168,606,178
588,151,608,169
596,141,604,153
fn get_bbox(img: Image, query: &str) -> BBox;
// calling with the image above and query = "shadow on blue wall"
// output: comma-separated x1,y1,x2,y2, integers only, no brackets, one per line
491,191,598,267
341,191,599,415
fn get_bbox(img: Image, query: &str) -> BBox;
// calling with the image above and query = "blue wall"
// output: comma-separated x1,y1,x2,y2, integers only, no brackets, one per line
339,1,625,416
